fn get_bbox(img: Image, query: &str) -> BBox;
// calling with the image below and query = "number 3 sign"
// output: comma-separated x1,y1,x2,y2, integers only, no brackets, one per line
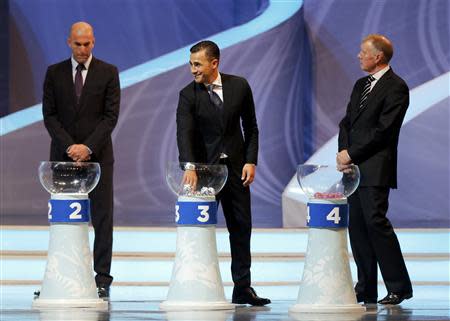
175,201,218,225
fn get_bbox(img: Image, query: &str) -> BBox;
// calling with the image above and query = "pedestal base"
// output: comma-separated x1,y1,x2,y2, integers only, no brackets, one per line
32,298,107,309
35,194,102,309
291,198,365,313
160,300,234,311
290,303,365,313
163,309,233,321
161,225,233,311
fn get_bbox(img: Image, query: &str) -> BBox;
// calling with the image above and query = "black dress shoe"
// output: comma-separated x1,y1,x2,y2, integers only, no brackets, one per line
378,292,412,305
232,287,271,306
97,285,110,300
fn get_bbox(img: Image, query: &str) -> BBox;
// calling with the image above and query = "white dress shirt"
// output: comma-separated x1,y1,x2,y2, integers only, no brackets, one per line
68,54,93,155
369,65,390,90
71,54,93,84
206,73,223,102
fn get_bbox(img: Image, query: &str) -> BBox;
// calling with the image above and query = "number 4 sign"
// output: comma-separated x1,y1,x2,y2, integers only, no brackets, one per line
306,201,348,228
326,207,341,224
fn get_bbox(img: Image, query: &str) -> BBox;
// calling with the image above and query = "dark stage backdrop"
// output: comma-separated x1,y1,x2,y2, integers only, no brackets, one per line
1,0,449,227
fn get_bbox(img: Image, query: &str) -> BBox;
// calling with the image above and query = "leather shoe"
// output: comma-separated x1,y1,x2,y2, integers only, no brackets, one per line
97,285,110,300
378,292,412,305
232,287,271,306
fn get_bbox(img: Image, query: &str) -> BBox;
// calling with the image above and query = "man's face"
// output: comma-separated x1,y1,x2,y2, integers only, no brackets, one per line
68,30,95,64
189,49,218,84
358,41,382,73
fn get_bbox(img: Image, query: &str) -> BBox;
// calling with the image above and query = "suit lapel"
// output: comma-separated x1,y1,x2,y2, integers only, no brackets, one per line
221,73,233,130
63,59,78,109
351,69,393,125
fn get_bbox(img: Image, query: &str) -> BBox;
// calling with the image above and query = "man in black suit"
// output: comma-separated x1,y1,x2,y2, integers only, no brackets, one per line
176,40,270,306
42,22,120,300
337,34,412,305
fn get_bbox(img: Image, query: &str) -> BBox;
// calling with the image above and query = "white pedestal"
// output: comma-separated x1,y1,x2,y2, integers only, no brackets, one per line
160,225,233,311
290,199,365,313
33,194,106,309
164,310,232,320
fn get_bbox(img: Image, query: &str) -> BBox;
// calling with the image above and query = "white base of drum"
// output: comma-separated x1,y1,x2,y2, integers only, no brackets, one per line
162,224,233,311
289,303,365,313
291,210,366,313
163,309,233,321
35,194,102,309
160,300,234,311
32,298,108,309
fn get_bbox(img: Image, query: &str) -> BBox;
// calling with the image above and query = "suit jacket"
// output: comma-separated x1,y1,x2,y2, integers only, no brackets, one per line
338,68,409,188
176,73,258,174
42,57,120,165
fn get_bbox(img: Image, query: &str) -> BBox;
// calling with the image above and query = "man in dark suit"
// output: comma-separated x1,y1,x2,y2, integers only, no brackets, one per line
42,22,120,300
176,40,270,306
337,34,412,305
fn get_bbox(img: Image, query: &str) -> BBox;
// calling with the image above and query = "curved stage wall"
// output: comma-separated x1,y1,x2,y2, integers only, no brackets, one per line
1,0,449,227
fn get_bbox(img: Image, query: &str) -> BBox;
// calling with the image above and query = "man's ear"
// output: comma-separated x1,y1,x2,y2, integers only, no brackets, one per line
376,52,384,64
211,58,219,69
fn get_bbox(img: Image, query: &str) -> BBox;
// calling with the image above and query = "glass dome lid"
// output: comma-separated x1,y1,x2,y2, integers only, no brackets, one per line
39,161,101,194
296,164,360,199
166,162,228,197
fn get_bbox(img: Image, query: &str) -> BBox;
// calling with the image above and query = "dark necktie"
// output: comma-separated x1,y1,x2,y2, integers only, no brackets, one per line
207,84,223,109
359,75,375,109
75,63,85,102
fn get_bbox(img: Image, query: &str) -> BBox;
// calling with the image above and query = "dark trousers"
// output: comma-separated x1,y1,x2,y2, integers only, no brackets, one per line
90,164,114,287
348,186,412,299
217,161,252,289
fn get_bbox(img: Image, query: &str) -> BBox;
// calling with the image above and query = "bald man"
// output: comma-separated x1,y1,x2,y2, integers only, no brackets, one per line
42,22,120,300
337,34,412,305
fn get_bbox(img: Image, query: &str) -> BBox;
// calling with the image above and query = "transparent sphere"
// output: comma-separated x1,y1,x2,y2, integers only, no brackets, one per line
166,162,228,196
39,161,101,194
297,164,360,199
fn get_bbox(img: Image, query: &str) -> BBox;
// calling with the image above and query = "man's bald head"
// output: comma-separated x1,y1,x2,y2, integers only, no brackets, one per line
67,22,95,64
69,22,94,38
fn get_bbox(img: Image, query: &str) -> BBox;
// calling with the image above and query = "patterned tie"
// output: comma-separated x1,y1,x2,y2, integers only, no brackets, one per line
359,75,375,109
75,63,85,102
207,84,223,109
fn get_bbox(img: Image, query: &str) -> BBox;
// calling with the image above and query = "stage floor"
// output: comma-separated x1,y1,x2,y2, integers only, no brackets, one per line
1,285,450,321
2,227,449,320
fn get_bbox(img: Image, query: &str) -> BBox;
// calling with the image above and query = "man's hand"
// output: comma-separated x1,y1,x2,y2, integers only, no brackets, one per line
182,170,198,191
336,149,353,173
337,163,354,173
241,163,256,187
336,149,351,166
67,144,91,162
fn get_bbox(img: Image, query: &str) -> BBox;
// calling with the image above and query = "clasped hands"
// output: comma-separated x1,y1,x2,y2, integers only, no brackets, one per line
182,163,256,191
336,149,353,173
67,144,91,162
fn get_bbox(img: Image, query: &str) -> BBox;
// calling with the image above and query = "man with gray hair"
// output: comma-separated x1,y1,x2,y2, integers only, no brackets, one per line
337,34,412,305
